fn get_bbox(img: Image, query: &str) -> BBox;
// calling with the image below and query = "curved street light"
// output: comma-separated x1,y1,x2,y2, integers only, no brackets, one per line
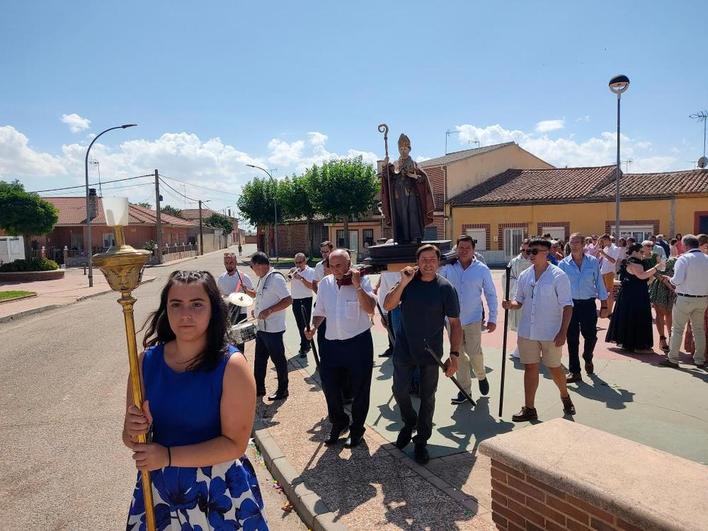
85,124,137,287
608,75,630,240
246,163,278,259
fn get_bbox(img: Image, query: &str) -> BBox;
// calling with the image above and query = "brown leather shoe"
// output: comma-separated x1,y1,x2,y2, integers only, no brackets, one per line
512,406,538,422
562,395,576,415
566,372,582,383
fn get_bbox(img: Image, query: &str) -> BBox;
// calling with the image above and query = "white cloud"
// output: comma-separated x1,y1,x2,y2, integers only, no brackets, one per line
307,131,328,146
0,126,66,178
576,115,591,123
61,113,91,133
535,119,565,133
1,126,379,209
455,123,680,172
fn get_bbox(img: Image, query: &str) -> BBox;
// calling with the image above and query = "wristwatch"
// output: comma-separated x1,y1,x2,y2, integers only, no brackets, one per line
449,351,460,358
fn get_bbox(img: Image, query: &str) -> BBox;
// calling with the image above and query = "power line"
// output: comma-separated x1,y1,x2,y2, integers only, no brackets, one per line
41,181,154,196
159,173,240,196
29,174,153,193
158,176,199,202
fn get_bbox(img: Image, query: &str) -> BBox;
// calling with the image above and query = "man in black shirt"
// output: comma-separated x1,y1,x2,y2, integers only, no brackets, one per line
384,244,463,464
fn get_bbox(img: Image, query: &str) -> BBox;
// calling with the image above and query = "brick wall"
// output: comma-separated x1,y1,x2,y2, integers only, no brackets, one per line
490,459,642,531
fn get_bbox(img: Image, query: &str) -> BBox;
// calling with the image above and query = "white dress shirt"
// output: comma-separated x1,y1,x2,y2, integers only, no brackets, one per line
217,269,254,315
313,275,373,340
670,249,708,296
314,260,327,281
290,266,315,299
377,272,400,314
515,264,573,341
439,260,498,325
253,268,291,333
600,244,621,275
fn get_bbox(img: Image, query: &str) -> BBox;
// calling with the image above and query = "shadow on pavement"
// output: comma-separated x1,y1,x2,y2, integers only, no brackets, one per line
567,373,635,410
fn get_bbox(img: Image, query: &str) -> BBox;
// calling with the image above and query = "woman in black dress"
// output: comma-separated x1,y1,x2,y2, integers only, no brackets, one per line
606,243,665,353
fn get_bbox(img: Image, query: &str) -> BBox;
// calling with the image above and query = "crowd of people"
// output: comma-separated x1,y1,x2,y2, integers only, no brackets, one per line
119,230,707,526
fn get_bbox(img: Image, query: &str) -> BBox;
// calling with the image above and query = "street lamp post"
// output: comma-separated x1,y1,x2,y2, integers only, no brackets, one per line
84,123,137,287
246,164,278,259
608,75,630,240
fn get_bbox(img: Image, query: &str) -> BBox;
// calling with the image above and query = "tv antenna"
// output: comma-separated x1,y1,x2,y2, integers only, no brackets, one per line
689,110,707,164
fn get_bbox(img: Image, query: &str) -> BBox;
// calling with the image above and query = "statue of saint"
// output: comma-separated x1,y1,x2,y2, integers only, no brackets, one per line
380,133,435,244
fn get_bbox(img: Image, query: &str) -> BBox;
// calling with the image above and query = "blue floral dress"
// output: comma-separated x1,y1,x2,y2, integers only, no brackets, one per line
126,344,268,530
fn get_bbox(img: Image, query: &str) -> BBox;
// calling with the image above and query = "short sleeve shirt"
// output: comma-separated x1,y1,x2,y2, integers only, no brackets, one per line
515,264,573,341
254,269,291,333
290,266,315,299
396,275,460,366
314,261,327,281
312,275,374,340
217,270,254,315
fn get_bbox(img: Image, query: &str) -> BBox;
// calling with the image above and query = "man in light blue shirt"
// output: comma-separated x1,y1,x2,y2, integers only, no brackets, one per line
502,238,575,422
440,235,498,404
558,233,609,383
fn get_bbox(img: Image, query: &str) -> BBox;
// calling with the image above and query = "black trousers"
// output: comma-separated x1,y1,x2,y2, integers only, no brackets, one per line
567,298,598,374
319,330,373,437
392,357,439,445
318,319,352,399
292,297,313,353
254,330,288,395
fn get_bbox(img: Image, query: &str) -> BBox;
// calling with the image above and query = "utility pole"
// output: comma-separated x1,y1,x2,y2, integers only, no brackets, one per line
198,200,204,255
154,170,163,264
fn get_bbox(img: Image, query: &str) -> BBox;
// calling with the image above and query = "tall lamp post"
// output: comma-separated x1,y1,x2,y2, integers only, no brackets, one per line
608,75,630,240
246,164,278,259
84,123,137,287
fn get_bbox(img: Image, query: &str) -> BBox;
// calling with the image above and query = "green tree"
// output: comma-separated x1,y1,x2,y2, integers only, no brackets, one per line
135,201,151,209
205,213,234,234
307,157,379,249
278,174,317,256
0,180,59,257
160,204,184,218
237,177,280,254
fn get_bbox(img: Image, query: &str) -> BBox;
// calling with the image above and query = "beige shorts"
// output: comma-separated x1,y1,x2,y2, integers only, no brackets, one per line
518,337,562,368
603,272,615,293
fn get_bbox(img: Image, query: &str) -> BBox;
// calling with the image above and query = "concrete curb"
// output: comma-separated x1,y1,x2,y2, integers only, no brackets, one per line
0,276,157,324
146,246,236,268
252,421,347,531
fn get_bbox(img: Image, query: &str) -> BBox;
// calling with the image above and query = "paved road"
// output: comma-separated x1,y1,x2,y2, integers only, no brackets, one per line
0,245,304,530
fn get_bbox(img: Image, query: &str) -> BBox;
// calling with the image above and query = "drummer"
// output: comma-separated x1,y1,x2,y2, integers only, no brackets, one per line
217,252,255,353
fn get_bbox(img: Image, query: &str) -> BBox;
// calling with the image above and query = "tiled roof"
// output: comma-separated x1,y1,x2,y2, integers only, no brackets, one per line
181,208,218,220
592,169,708,199
448,167,708,206
43,197,195,226
418,142,515,168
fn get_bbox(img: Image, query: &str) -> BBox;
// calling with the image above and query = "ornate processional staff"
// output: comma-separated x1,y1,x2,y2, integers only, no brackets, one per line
92,197,157,531
378,123,397,238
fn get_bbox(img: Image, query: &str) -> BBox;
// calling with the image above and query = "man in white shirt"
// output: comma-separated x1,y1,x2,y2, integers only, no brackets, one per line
440,235,498,404
596,233,620,315
312,240,334,294
289,252,316,358
502,238,575,422
306,249,376,448
659,235,708,368
251,252,293,401
217,252,255,353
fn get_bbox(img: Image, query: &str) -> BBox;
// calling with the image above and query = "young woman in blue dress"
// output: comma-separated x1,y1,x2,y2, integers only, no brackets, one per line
123,270,268,530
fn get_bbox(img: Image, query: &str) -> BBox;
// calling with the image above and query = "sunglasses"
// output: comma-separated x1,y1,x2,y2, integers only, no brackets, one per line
525,248,546,255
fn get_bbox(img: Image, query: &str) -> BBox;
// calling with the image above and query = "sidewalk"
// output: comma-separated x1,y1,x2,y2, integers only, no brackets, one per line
0,268,155,322
246,269,707,530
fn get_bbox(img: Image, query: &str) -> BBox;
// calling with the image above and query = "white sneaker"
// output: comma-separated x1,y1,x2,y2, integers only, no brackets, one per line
511,348,520,359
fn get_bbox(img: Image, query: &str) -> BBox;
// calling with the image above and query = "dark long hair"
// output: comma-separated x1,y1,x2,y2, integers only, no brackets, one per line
142,270,229,371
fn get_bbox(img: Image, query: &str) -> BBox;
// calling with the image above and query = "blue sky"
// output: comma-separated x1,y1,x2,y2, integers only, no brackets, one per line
1,1,706,213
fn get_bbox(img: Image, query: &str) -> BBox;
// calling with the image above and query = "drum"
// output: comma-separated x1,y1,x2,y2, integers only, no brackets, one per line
231,321,257,344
